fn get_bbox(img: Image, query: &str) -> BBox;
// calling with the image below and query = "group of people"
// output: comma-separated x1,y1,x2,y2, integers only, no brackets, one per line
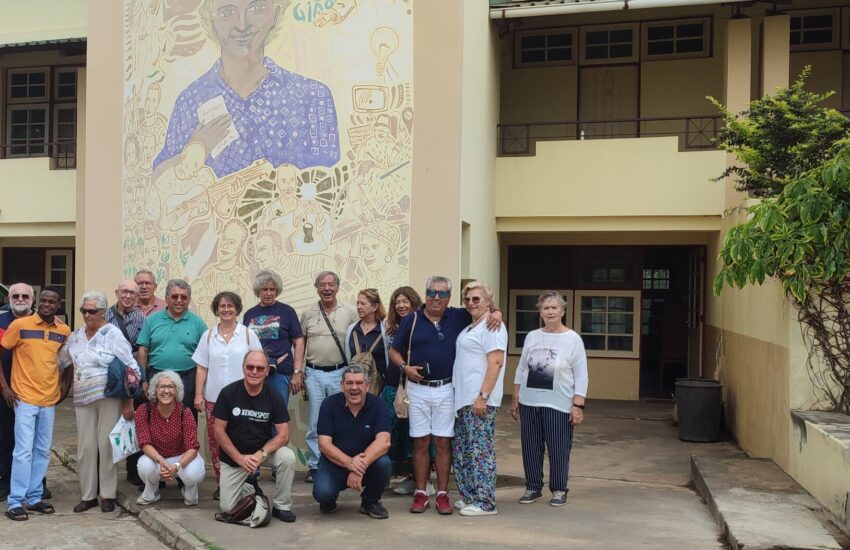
0,269,588,524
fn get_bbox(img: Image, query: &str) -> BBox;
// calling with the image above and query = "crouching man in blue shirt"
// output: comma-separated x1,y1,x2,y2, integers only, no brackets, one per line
313,365,391,519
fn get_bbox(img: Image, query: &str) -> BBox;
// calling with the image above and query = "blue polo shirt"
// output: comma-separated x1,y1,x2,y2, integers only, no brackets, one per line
317,392,391,458
137,309,207,373
391,307,472,381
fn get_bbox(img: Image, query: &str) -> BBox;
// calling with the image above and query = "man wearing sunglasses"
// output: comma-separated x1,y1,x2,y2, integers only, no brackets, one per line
389,276,502,515
137,279,208,420
213,350,297,523
0,284,43,502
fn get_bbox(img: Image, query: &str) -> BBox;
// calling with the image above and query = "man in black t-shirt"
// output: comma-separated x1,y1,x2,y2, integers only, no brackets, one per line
212,350,297,523
313,365,392,519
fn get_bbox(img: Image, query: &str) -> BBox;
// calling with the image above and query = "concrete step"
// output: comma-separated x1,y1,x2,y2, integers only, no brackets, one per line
691,454,846,550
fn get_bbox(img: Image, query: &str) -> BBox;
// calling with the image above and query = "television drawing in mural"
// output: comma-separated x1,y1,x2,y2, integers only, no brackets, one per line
123,0,414,321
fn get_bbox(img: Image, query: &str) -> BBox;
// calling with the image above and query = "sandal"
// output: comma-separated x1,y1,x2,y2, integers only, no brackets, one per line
5,507,28,521
26,501,55,514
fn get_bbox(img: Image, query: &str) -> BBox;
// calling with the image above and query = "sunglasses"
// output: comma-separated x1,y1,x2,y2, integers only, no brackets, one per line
169,294,189,301
426,289,450,299
11,294,31,300
463,296,482,304
79,308,100,315
433,322,445,342
245,365,268,373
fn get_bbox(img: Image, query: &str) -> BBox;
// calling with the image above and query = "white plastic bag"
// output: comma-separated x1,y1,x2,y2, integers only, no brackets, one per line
109,416,139,463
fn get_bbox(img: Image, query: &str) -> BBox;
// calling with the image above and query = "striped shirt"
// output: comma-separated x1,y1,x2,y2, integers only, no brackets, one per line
106,305,146,348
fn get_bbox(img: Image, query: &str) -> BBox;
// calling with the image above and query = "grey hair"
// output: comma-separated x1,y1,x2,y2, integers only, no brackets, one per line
341,364,371,383
425,275,452,293
537,290,568,310
8,282,34,297
147,370,185,403
80,291,108,310
134,269,156,282
253,270,283,297
165,278,192,297
314,271,340,288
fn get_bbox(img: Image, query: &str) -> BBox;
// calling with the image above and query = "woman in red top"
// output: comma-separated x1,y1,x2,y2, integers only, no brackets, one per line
135,370,205,506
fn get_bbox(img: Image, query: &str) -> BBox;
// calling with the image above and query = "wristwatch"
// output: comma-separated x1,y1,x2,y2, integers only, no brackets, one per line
260,449,269,459
174,462,182,473
479,391,490,400
400,362,407,372
293,368,303,375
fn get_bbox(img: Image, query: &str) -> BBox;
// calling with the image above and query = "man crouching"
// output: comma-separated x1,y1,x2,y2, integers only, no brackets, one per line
313,364,391,519
213,350,296,523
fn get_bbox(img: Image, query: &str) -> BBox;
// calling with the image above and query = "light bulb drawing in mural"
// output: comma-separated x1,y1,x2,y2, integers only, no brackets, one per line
371,27,399,78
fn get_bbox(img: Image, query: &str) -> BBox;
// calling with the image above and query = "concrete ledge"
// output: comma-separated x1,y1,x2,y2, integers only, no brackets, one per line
691,454,843,549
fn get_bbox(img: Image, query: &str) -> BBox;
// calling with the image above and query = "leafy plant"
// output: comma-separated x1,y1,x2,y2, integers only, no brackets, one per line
709,66,850,197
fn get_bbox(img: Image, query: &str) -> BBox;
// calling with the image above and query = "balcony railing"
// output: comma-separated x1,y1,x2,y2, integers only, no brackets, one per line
497,115,722,156
0,141,77,169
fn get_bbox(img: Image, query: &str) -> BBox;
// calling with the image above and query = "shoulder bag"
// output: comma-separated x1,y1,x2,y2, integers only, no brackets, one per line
393,312,417,419
318,302,348,367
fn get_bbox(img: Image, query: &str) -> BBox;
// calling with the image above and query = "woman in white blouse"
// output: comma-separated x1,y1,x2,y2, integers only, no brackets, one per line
193,291,262,496
511,291,588,507
61,291,142,514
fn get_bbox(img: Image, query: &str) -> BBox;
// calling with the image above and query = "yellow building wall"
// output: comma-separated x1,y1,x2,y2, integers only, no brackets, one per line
460,0,501,298
0,159,76,232
495,137,725,219
0,0,87,44
789,50,843,110
505,355,638,401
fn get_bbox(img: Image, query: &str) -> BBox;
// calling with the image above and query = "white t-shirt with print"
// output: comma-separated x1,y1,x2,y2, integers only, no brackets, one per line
452,321,508,411
514,329,588,414
192,323,263,402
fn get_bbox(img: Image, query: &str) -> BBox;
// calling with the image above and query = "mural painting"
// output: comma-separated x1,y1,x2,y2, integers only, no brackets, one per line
123,0,414,321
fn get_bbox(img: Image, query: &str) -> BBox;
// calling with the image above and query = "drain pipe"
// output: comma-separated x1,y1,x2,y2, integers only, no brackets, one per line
491,0,751,19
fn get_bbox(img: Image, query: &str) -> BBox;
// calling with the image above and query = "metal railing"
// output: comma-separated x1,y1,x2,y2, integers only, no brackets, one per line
497,115,722,156
0,141,77,169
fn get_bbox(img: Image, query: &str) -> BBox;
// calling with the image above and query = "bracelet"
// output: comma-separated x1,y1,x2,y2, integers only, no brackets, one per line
573,403,585,410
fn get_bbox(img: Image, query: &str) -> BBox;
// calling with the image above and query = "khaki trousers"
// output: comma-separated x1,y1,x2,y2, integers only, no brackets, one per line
219,446,295,512
75,397,122,500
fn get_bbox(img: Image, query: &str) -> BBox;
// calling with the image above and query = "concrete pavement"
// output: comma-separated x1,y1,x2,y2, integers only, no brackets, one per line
34,397,733,549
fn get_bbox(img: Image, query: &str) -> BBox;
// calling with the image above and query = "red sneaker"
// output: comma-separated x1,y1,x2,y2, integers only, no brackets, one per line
435,492,453,515
410,491,430,513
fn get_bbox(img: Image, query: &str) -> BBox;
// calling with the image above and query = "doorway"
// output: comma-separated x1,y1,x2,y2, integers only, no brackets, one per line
579,65,638,138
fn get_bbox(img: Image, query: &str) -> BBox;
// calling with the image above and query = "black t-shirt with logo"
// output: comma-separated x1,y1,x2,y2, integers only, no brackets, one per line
211,380,290,467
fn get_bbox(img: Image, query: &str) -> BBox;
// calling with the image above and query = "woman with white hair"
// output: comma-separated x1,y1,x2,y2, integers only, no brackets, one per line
135,370,205,506
61,291,142,514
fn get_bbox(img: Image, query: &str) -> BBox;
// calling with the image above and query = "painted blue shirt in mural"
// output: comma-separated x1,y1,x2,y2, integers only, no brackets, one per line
153,57,340,177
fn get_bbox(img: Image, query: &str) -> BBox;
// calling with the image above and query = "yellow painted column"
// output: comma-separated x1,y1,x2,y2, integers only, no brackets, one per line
761,15,791,96
722,17,752,209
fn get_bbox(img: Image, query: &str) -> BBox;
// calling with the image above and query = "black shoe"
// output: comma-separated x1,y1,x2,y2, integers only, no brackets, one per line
126,472,143,487
101,498,116,513
41,485,51,500
319,501,337,514
359,501,389,520
305,470,316,483
272,508,296,523
159,481,166,489
73,499,98,513
0,486,9,502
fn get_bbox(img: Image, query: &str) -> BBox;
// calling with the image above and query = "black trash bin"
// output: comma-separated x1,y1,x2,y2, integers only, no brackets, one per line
675,378,722,442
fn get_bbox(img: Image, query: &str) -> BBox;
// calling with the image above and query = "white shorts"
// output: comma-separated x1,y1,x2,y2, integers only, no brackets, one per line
407,381,455,438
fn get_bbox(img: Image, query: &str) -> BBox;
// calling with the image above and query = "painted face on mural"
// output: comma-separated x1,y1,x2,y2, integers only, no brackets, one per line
218,221,247,261
361,234,390,273
144,84,161,118
255,233,279,268
211,0,279,59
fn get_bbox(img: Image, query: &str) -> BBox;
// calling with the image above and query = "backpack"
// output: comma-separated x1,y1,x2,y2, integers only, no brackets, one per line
214,480,271,528
351,331,384,395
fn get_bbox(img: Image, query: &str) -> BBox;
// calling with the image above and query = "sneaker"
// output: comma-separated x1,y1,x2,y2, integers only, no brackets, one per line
135,492,161,506
549,491,568,507
319,501,338,514
518,490,542,504
359,501,389,520
409,491,430,513
453,499,466,510
272,508,296,522
213,487,220,500
305,470,316,483
459,504,498,516
181,488,197,507
393,478,416,495
435,492,452,515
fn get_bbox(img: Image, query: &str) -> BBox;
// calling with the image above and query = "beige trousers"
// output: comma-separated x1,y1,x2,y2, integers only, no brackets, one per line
75,397,122,500
219,446,296,513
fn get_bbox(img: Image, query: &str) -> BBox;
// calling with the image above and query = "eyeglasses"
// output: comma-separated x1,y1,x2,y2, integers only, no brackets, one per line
463,296,482,304
11,294,30,300
169,294,189,301
157,384,176,391
79,308,100,315
137,281,155,286
117,289,138,295
245,365,268,373
425,289,450,299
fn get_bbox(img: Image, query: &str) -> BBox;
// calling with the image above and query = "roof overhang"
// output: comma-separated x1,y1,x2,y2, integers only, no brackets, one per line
0,37,86,54
490,0,753,19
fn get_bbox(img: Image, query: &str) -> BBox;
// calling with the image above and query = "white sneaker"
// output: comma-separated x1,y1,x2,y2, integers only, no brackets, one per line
136,492,161,506
181,488,198,506
459,504,498,516
453,499,466,510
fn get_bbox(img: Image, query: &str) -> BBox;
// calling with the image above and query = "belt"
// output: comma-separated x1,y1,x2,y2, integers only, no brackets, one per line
306,362,346,372
409,377,452,388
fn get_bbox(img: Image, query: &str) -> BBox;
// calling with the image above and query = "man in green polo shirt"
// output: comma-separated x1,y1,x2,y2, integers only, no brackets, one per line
137,279,207,419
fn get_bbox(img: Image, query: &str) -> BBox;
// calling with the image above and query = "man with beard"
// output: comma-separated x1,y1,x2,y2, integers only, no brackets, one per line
1,287,70,521
0,284,48,502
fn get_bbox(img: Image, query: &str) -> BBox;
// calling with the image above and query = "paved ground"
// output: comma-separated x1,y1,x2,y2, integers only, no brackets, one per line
7,398,732,549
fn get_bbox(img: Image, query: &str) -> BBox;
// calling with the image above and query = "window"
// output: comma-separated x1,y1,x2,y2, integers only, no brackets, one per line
790,10,839,51
7,68,49,103
575,290,641,358
508,290,573,354
515,28,576,67
54,68,77,100
7,104,48,157
580,24,638,65
643,19,710,60
53,105,77,168
642,268,670,290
